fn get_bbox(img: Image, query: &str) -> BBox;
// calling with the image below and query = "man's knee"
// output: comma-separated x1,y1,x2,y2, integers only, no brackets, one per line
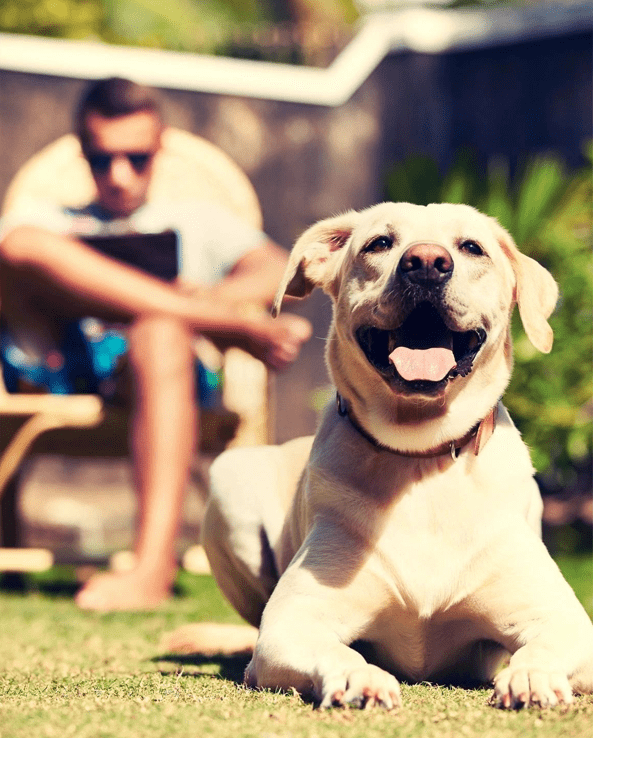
127,315,194,376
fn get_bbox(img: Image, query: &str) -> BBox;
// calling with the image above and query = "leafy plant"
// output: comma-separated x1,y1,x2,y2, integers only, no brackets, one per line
385,145,593,489
0,0,105,40
0,0,262,52
0,0,359,61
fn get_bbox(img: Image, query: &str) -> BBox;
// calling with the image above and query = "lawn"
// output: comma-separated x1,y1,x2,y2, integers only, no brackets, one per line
0,555,593,738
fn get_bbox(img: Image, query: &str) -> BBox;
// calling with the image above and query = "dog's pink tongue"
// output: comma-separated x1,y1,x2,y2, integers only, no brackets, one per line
389,346,456,382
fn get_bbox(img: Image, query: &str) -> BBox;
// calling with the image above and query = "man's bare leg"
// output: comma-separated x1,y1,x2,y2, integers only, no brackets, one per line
2,228,311,610
75,316,196,611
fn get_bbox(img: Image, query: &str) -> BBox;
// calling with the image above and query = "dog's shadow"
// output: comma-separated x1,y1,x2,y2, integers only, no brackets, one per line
151,651,321,706
152,652,251,684
151,650,496,709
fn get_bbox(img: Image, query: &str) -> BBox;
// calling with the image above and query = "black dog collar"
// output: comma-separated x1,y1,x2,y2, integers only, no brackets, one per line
336,393,497,460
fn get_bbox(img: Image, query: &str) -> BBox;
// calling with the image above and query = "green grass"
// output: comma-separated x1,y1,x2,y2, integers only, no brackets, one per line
0,556,592,738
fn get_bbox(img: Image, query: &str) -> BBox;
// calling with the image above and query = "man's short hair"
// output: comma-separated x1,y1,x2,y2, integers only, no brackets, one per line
75,77,163,146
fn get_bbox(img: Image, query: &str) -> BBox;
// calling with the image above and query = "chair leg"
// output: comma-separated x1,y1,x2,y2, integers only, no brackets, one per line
0,471,21,548
0,471,28,589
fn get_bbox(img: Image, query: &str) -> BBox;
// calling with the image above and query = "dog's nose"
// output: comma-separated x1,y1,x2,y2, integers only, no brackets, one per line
398,243,454,285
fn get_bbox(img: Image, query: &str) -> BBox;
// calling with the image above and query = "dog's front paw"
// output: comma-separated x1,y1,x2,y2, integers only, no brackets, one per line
491,666,573,709
320,666,401,710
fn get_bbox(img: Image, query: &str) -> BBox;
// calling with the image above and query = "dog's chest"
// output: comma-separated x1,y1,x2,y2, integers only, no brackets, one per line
359,465,498,677
374,472,486,610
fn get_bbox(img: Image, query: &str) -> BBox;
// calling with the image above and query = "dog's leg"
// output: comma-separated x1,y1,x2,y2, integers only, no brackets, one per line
479,537,593,709
201,444,301,626
524,480,544,537
247,618,402,709
162,472,267,656
164,441,311,657
201,438,312,622
243,551,402,709
161,621,258,656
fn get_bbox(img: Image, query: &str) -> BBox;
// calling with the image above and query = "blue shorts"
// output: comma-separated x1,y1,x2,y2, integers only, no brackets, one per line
0,318,222,408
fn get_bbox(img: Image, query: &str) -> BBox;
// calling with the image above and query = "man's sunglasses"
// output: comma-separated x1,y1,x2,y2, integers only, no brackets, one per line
85,151,154,175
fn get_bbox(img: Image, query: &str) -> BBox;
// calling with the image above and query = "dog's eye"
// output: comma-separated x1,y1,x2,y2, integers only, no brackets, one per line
460,240,484,256
364,236,393,253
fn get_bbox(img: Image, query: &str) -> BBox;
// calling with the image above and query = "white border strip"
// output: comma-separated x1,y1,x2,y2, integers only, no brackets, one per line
0,4,592,107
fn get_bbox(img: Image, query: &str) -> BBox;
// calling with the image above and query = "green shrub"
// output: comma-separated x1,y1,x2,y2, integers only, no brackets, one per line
385,146,593,489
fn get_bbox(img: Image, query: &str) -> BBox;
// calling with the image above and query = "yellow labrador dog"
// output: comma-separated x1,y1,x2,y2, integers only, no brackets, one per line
168,202,593,710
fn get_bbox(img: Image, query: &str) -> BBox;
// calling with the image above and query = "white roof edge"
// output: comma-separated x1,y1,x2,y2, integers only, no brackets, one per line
0,4,592,107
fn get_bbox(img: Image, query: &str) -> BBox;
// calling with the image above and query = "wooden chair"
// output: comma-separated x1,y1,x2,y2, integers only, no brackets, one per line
0,128,271,572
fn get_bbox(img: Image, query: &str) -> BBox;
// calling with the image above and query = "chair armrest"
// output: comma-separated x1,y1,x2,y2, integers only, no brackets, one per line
0,393,104,425
0,393,104,493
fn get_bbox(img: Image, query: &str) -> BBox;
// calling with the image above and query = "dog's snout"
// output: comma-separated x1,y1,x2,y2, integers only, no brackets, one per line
398,243,454,285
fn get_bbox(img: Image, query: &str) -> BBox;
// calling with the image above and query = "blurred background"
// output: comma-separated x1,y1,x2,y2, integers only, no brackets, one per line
0,0,592,564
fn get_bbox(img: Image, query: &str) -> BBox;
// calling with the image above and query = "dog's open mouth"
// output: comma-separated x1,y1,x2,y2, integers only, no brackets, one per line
356,301,486,394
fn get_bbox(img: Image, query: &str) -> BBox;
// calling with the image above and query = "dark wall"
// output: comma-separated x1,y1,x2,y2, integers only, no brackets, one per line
0,30,592,442
0,71,84,200
376,32,592,178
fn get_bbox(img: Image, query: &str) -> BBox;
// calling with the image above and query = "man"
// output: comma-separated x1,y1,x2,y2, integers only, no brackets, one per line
0,78,311,611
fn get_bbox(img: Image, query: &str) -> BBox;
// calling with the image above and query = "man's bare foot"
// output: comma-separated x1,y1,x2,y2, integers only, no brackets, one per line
74,565,176,612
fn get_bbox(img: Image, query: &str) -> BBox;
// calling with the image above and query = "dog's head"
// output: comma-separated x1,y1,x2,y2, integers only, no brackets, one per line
274,203,558,449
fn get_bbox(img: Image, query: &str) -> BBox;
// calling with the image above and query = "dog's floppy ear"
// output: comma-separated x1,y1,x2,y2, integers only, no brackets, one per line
494,223,559,353
272,211,359,316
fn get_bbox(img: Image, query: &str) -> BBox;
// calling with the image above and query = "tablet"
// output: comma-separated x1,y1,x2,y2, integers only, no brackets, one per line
81,230,179,281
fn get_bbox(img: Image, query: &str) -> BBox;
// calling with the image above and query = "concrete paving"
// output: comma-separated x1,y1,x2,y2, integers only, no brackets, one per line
17,454,210,564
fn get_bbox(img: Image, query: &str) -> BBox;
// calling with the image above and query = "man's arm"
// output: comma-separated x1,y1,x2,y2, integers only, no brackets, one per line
1,225,310,370
210,239,290,308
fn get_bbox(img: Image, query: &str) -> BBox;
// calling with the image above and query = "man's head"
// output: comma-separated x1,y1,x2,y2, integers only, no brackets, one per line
75,78,164,217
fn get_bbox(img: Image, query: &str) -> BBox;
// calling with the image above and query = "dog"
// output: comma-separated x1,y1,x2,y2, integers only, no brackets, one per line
167,202,593,710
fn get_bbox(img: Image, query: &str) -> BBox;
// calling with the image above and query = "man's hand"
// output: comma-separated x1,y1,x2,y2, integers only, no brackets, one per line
211,311,312,371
